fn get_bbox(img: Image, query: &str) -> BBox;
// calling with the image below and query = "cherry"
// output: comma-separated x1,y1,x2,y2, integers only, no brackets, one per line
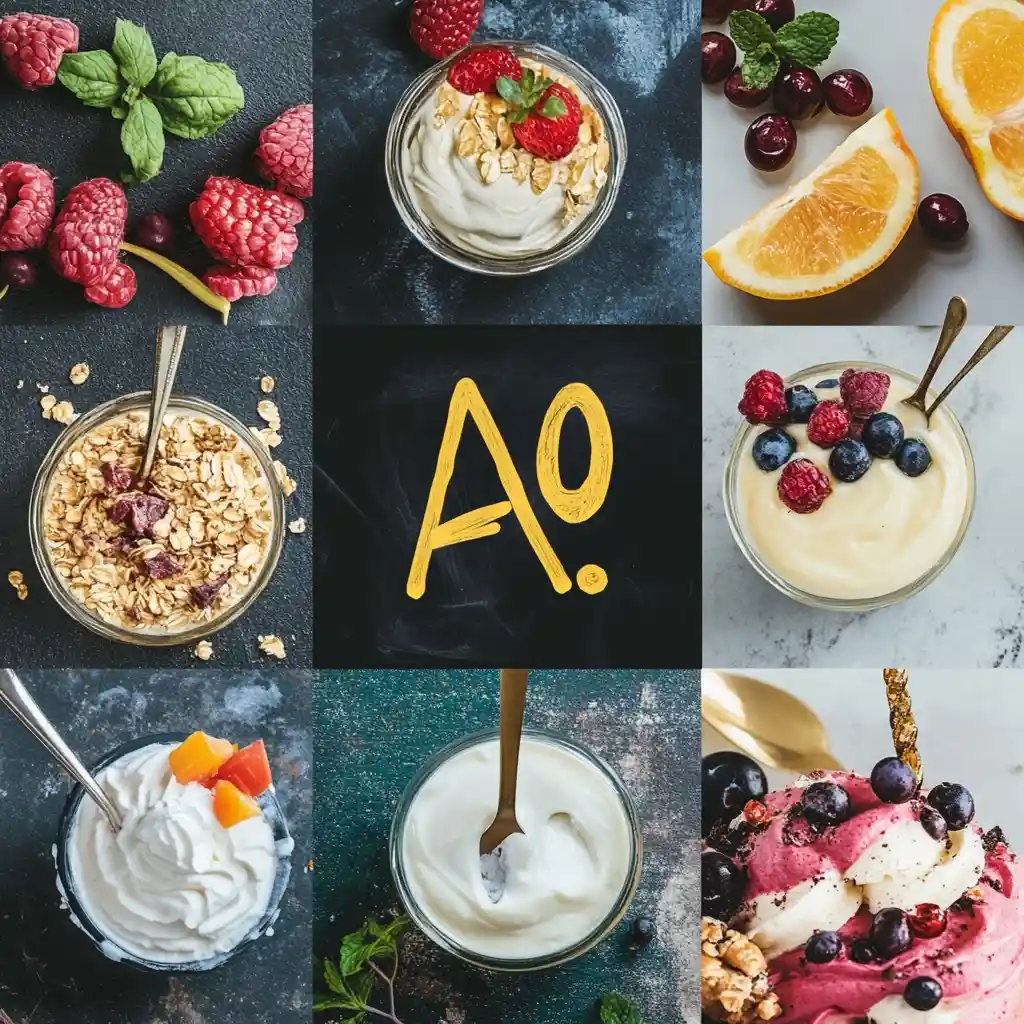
909,903,947,940
752,0,795,30
917,194,970,243
135,213,174,252
701,32,736,85
774,67,825,121
0,253,36,290
745,113,797,171
702,0,734,23
824,70,874,117
725,67,771,108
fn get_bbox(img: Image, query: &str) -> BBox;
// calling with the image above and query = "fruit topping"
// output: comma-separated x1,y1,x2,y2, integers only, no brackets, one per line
0,13,78,90
84,261,137,309
862,412,905,458
909,903,947,940
216,739,273,798
778,459,831,513
823,70,873,117
851,938,878,964
918,193,969,244
190,572,229,609
926,782,975,830
101,462,133,493
107,492,169,539
904,977,943,1011
725,68,771,108
169,731,235,785
738,370,787,424
702,751,768,835
804,930,841,964
141,550,181,579
254,104,314,199
507,77,583,162
801,781,851,827
785,385,818,423
774,67,824,121
829,439,872,483
409,0,483,59
806,400,850,448
447,46,522,95
0,253,35,291
870,907,913,960
743,799,770,824
751,0,795,31
133,213,174,252
203,264,278,301
630,916,657,947
840,369,890,418
701,32,737,85
0,162,55,251
745,113,797,171
920,806,949,843
870,756,919,803
702,850,746,920
894,438,932,478
753,428,795,472
212,778,261,829
49,178,127,288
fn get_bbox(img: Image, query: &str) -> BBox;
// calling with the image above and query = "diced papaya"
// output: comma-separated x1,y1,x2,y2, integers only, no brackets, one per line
215,739,273,798
169,731,235,785
212,779,261,829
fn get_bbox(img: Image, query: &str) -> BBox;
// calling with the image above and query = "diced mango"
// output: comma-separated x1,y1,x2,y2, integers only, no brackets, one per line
212,779,261,829
216,739,273,798
169,731,235,785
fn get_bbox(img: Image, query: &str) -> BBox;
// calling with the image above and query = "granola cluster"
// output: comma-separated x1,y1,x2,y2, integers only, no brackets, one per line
43,410,275,633
433,59,610,227
701,918,782,1024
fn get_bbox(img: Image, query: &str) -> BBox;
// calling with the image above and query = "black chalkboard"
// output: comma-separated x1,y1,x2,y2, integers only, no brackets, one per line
314,326,700,667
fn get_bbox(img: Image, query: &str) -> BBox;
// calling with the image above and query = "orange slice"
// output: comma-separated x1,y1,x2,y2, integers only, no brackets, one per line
930,0,1024,220
212,779,262,829
169,731,235,785
704,110,919,300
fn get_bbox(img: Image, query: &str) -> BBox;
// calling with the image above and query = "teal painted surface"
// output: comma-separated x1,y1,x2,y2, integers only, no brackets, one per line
314,669,700,1024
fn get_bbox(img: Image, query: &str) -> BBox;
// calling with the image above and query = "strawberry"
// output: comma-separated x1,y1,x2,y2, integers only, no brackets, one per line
447,45,521,95
500,71,583,161
410,0,483,59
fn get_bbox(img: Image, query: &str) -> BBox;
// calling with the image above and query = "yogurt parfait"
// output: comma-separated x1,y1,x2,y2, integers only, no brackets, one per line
724,363,975,610
387,42,626,274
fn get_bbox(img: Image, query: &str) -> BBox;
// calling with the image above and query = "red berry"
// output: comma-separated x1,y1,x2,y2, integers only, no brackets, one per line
409,0,483,59
510,81,583,162
774,68,825,121
0,162,55,250
49,177,127,287
918,194,969,244
806,400,851,448
203,264,278,302
83,262,136,309
738,369,787,424
702,0,734,22
0,253,35,290
743,799,770,824
254,104,313,200
824,70,874,117
778,460,832,513
745,113,796,171
752,0,795,30
840,369,890,419
725,68,770,108
909,903,947,940
701,32,736,85
134,213,174,252
447,45,522,95
0,13,78,90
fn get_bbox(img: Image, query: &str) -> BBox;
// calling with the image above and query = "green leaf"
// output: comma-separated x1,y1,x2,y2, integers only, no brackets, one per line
740,42,781,92
311,998,366,1020
112,19,158,88
111,102,129,120
728,9,776,53
774,11,840,68
599,993,643,1024
123,82,142,107
366,915,409,946
147,53,244,140
539,95,567,119
496,74,524,105
339,928,373,977
57,50,122,109
120,95,165,183
323,956,347,994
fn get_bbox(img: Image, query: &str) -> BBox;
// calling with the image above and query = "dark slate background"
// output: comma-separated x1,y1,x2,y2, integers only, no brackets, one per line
313,326,701,668
313,668,700,1024
0,0,312,328
315,0,699,324
0,324,312,667
0,669,312,1024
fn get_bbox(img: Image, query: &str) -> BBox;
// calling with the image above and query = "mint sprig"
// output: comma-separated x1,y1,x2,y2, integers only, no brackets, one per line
121,95,165,183
57,51,121,109
148,53,245,140
599,992,644,1024
112,18,157,88
496,66,567,125
728,9,840,88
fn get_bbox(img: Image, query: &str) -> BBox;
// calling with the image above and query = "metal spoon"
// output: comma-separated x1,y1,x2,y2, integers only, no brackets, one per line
135,324,188,488
702,670,844,775
901,295,968,416
923,324,1015,421
479,668,529,856
0,669,122,832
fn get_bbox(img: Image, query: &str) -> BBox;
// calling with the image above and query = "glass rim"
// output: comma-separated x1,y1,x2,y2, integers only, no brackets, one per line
29,391,287,646
388,726,644,972
722,360,977,612
384,40,628,276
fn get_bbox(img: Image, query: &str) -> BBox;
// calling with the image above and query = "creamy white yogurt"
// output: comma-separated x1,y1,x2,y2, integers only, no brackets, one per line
67,742,277,964
401,735,634,960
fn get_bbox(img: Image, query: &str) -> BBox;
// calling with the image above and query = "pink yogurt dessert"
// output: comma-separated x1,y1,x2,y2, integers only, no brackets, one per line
703,766,1024,1023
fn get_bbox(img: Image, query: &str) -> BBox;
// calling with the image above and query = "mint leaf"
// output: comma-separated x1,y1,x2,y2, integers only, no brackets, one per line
599,992,643,1024
741,42,781,91
112,19,158,88
147,53,244,140
774,11,839,68
121,95,165,183
339,929,373,977
57,51,122,109
111,102,129,120
123,82,142,107
728,9,776,53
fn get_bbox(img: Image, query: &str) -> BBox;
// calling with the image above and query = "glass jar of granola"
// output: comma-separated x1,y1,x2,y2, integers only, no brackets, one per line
29,392,286,646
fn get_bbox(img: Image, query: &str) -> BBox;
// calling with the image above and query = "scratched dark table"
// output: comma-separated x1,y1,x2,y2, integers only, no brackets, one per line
0,324,312,667
0,0,312,328
315,0,700,324
313,668,700,1023
0,669,312,1024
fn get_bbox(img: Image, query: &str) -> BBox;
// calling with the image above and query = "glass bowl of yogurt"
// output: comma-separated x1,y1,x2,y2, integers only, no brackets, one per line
390,728,643,971
723,362,976,611
54,732,294,971
29,391,286,646
386,41,627,275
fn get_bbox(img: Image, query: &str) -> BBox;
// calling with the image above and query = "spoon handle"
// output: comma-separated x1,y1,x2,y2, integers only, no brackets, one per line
926,325,1015,420
137,325,188,484
0,669,122,832
496,668,529,814
914,296,967,400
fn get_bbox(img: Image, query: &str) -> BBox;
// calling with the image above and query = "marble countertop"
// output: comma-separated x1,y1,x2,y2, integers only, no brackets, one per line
703,324,1024,667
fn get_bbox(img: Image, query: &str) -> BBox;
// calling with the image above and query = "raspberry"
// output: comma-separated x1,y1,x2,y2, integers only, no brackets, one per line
0,162,55,250
410,0,484,58
806,400,850,448
254,105,313,200
738,369,787,424
840,368,890,419
190,177,304,270
84,262,136,309
778,459,832,514
49,178,127,287
203,264,278,301
511,82,584,161
0,13,78,89
447,46,522,95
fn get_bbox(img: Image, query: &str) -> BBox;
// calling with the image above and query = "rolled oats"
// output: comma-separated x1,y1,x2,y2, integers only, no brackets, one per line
69,363,90,385
288,517,306,534
7,570,27,601
259,376,275,394
194,639,214,661
273,460,297,497
258,633,286,659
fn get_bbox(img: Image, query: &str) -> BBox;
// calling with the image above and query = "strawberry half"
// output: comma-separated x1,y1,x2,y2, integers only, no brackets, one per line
499,71,583,161
447,46,522,95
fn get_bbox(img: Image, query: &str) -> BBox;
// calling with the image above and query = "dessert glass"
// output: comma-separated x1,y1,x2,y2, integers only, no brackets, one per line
29,392,286,647
385,41,627,275
54,732,293,973
389,728,643,972
723,361,976,612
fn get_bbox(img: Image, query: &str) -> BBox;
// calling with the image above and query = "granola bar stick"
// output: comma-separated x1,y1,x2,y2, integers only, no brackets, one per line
883,668,922,785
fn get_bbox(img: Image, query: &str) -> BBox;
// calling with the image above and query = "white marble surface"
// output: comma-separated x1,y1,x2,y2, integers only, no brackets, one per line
702,669,1024,845
703,324,1024,667
701,0,1024,326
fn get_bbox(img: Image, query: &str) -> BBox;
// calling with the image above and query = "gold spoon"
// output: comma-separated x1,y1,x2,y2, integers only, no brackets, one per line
923,324,1015,422
702,670,844,775
901,295,968,416
479,668,529,856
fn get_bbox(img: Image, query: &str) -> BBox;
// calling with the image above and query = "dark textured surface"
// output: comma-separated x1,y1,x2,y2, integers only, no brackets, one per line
0,324,312,667
314,326,701,668
316,0,699,325
314,668,700,1023
0,0,312,328
0,669,312,1024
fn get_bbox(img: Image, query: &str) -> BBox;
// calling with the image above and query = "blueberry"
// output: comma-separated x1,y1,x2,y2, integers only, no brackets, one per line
816,378,839,389
926,782,975,831
702,752,768,836
786,385,818,424
894,438,932,477
870,907,913,960
904,977,943,1011
920,806,949,843
850,939,877,964
862,413,905,458
702,850,746,920
630,916,657,946
870,757,918,804
752,429,796,472
802,781,851,827
829,439,872,483
804,930,842,964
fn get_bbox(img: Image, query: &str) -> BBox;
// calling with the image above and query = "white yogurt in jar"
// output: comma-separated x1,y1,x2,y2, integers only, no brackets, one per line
400,735,635,960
